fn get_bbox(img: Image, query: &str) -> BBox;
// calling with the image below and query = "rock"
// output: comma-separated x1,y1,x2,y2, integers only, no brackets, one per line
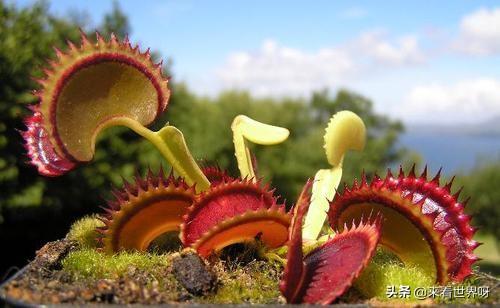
172,251,217,296
34,239,77,270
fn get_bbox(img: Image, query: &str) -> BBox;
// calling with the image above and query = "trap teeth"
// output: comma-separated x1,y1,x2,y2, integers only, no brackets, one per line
23,32,170,176
328,167,478,284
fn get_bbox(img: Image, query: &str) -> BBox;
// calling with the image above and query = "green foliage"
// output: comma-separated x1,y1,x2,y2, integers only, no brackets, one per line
0,1,80,214
100,1,130,40
0,0,146,216
0,0,161,273
67,215,104,249
62,249,170,280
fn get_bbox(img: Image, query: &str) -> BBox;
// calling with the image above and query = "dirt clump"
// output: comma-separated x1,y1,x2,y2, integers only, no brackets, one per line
172,250,217,295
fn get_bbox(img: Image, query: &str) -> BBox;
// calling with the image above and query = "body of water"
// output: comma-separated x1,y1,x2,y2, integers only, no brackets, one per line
397,131,500,175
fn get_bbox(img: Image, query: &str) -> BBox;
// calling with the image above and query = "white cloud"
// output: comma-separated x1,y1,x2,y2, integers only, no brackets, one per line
215,31,425,97
395,78,500,124
454,7,500,56
356,31,424,66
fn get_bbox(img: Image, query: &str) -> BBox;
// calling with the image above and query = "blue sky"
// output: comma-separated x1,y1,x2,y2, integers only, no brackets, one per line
13,1,500,125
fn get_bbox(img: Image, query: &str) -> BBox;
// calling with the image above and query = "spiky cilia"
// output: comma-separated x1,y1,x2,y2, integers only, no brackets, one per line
22,31,170,176
329,166,479,284
180,178,291,257
97,167,195,253
200,165,235,186
280,180,382,304
97,166,291,257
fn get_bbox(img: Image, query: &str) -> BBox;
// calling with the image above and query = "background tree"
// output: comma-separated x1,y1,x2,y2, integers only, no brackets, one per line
0,1,156,274
167,88,407,202
100,1,130,39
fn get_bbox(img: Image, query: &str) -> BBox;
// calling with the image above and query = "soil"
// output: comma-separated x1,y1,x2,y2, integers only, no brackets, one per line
0,239,282,305
1,239,499,306
1,239,172,304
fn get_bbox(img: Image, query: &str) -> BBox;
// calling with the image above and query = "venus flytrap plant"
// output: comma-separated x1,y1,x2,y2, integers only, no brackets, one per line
302,111,366,241
22,31,209,192
328,166,480,285
21,32,212,254
22,32,481,305
231,115,290,179
280,181,383,304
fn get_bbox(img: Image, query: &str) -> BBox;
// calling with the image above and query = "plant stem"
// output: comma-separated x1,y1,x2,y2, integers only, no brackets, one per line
111,117,210,192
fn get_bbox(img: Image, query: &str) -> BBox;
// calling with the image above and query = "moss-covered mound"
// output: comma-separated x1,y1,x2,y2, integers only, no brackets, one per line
1,215,497,305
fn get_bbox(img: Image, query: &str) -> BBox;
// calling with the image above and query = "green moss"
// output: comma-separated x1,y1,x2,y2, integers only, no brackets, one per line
59,243,495,305
62,248,170,280
203,261,283,304
354,249,435,302
62,246,282,304
66,215,104,249
353,250,493,305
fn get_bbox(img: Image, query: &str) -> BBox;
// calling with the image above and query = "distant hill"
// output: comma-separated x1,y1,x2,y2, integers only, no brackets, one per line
406,116,500,137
